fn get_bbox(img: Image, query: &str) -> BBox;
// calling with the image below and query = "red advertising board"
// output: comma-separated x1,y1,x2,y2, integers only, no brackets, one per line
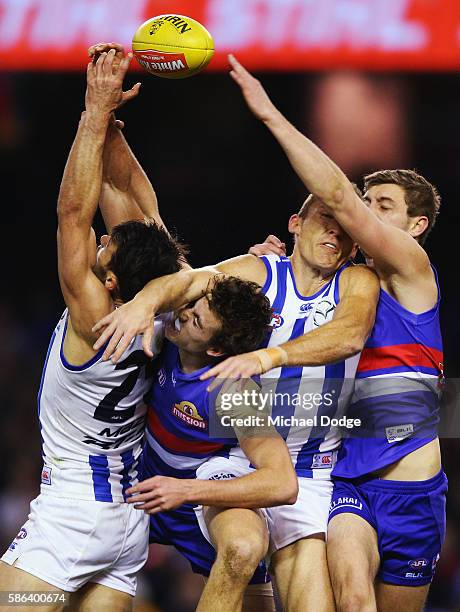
1,0,460,71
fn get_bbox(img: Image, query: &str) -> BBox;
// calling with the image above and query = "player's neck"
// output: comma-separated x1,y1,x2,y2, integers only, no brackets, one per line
178,348,217,374
289,253,335,297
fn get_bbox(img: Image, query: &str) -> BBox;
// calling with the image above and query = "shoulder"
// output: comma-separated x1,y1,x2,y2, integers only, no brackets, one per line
216,254,268,286
340,263,379,285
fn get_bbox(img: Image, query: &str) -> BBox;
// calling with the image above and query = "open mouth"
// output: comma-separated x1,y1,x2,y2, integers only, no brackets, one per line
320,242,338,253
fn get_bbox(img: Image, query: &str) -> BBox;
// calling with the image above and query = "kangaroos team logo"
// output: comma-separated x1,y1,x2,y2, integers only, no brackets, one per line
172,401,207,430
313,299,335,326
271,313,284,329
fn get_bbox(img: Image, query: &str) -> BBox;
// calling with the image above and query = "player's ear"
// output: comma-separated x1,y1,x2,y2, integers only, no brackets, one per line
350,243,359,260
409,215,429,240
105,272,119,293
288,214,301,236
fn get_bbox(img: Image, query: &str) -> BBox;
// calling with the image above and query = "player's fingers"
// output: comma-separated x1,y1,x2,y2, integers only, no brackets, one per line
117,52,133,78
95,51,107,74
266,234,283,247
92,325,115,351
100,329,123,361
92,312,115,333
142,325,154,358
110,332,134,363
121,82,141,104
102,48,116,75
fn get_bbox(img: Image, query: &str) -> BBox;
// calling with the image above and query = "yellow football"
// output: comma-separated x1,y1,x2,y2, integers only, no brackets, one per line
132,14,214,79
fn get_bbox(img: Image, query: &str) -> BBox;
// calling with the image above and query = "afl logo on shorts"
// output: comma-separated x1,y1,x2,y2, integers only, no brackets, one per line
271,313,284,329
172,401,207,430
313,299,335,326
409,558,428,569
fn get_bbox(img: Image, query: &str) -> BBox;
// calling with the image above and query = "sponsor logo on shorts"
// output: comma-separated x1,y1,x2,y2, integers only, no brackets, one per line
209,472,236,480
8,527,27,551
311,451,336,469
329,496,363,514
41,466,52,485
172,401,207,430
408,558,428,569
385,423,414,443
405,572,424,579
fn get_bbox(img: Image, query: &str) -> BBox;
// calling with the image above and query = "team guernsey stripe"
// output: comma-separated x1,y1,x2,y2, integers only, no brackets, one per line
120,450,134,501
147,410,225,455
358,344,443,374
89,454,113,502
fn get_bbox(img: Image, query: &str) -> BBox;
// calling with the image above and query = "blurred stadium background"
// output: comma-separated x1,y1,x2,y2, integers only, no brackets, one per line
1,0,460,610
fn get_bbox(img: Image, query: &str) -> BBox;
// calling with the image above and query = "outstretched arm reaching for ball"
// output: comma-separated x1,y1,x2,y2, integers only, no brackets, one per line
228,54,435,309
58,50,140,345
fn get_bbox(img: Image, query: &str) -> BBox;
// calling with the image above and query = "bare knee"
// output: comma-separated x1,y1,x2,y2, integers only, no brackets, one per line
216,535,266,580
334,580,375,612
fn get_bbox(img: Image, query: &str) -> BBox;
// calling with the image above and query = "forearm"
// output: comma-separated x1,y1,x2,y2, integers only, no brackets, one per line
263,108,348,209
256,317,366,372
185,467,295,508
135,267,218,315
58,111,110,223
101,121,159,222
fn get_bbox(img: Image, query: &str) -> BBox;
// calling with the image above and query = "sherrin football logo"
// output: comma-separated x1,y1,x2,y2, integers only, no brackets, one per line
172,401,207,430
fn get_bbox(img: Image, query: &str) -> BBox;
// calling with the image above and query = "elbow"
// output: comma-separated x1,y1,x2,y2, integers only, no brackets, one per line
275,473,299,506
340,330,366,358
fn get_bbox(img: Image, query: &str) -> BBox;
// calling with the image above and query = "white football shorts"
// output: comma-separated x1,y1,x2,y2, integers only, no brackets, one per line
1,494,149,596
194,456,332,558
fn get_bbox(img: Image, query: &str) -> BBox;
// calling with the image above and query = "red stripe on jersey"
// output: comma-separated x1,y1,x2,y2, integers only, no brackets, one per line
147,409,225,455
358,344,443,373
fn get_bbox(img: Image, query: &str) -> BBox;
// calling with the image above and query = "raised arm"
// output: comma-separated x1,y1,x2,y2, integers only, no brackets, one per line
228,55,432,285
92,253,267,361
201,264,380,385
57,50,139,343
87,43,162,232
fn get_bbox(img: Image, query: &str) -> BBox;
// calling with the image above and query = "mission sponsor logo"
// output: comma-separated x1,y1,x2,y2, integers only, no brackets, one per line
172,401,207,430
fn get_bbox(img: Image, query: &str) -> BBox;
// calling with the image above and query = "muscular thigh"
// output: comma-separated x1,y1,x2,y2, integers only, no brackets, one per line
375,581,429,612
327,513,380,587
67,582,132,612
271,535,334,612
0,561,66,612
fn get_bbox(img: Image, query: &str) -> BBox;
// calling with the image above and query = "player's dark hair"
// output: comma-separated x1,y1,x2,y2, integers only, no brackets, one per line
109,220,188,302
207,277,272,356
298,183,363,219
364,169,441,245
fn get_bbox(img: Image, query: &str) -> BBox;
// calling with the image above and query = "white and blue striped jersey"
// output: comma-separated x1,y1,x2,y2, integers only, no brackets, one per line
37,310,164,502
258,255,360,478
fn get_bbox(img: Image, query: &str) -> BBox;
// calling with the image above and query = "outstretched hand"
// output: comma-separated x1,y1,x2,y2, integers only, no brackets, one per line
228,54,278,122
86,47,141,116
92,297,156,363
